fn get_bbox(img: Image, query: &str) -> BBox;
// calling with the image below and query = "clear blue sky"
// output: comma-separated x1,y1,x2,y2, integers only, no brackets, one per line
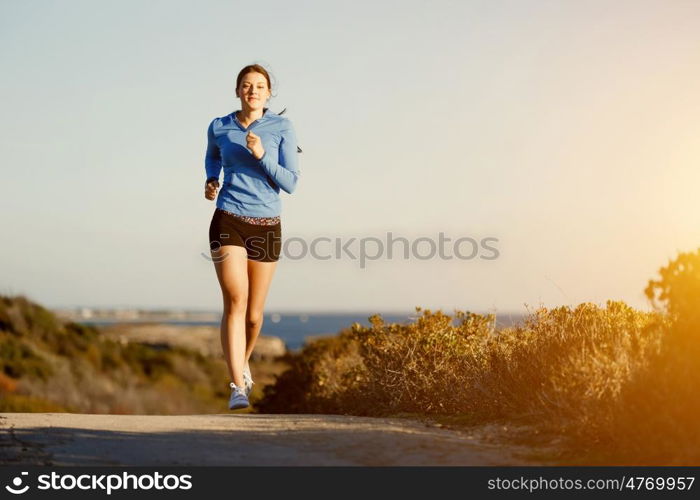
1,0,699,313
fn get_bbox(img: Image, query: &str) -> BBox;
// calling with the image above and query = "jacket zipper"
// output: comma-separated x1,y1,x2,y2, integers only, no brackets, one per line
233,109,267,132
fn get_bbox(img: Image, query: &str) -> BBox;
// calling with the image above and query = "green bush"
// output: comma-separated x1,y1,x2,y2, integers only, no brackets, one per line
0,334,53,380
0,294,229,414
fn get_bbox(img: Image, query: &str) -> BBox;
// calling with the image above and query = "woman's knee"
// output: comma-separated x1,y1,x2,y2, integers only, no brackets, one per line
246,310,264,330
223,292,249,313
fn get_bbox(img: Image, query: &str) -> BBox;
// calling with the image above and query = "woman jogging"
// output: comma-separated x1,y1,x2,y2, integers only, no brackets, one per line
204,63,301,410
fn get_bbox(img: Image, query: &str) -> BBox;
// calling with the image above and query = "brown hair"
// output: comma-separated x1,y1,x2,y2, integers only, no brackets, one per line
235,64,274,97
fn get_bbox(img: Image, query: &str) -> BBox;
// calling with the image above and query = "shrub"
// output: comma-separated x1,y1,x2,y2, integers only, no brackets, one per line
0,294,230,415
258,248,700,464
255,302,664,428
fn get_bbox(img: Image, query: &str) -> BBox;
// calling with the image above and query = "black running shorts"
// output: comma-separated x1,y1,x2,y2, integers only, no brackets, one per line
208,209,282,262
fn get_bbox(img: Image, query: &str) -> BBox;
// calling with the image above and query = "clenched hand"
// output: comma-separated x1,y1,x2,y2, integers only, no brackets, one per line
205,179,219,200
246,131,265,160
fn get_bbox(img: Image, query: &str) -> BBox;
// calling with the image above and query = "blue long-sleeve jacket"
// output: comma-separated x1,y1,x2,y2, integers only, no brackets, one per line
205,107,300,217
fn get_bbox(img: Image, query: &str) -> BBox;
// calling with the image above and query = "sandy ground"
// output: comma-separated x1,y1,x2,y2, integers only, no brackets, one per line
0,413,544,466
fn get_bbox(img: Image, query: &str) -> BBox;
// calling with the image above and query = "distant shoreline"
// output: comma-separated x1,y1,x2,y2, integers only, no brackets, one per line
62,312,529,352
52,309,527,326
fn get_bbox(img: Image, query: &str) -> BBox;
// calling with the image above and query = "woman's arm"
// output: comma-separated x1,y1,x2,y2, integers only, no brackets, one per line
205,120,222,182
256,122,300,194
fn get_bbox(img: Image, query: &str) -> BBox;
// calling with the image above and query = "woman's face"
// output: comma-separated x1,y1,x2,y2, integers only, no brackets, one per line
236,72,271,111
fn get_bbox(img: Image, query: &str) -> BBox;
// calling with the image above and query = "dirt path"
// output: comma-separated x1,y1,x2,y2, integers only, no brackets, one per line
0,413,542,466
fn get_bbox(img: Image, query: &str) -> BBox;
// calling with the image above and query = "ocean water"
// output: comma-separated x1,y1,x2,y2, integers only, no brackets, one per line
83,311,527,351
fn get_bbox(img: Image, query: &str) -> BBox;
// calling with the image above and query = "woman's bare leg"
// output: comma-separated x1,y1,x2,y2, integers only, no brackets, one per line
244,259,278,369
211,244,249,388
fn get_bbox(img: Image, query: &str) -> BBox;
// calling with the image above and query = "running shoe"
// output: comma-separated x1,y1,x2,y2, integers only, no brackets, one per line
228,382,249,410
243,366,255,397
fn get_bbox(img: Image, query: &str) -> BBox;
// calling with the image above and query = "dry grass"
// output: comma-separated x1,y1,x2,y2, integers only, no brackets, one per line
256,248,700,465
